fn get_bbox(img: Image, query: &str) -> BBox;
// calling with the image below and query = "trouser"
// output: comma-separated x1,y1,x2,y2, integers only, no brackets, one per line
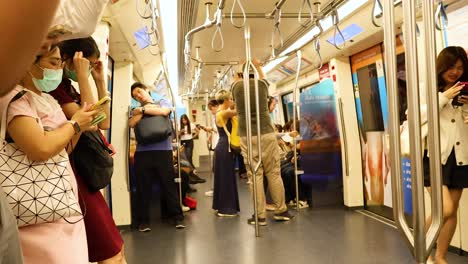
135,150,183,224
181,139,194,167
0,186,23,264
241,133,287,218
237,153,247,174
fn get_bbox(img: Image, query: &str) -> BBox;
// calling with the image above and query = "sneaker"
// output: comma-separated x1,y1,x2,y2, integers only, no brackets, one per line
189,174,206,184
182,205,190,212
265,203,276,211
289,200,309,209
205,190,214,196
216,212,238,217
274,210,294,221
175,219,186,229
138,224,151,232
247,215,267,226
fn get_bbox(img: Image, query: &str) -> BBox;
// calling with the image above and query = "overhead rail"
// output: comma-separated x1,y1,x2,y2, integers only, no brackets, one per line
230,0,246,28
227,13,312,19
435,0,448,31
244,25,262,237
383,0,443,263
266,0,288,19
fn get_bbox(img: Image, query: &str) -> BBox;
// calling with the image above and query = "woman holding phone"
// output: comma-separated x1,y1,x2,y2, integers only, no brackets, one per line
179,114,199,168
48,37,126,264
425,46,468,264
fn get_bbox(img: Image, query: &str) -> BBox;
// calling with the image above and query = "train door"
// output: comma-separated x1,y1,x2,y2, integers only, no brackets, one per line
351,44,394,219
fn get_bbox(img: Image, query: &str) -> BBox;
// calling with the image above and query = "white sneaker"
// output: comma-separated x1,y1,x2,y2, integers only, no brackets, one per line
205,190,214,196
182,206,190,212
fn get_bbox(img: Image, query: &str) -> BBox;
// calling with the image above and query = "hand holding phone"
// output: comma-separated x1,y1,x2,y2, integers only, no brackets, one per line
91,96,111,110
91,112,107,126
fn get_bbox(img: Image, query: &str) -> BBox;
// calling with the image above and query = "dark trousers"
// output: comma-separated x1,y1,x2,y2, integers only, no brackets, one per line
134,150,183,224
181,139,194,167
237,153,247,174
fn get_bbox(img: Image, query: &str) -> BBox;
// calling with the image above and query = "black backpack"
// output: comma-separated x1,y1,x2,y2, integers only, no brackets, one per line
72,131,114,192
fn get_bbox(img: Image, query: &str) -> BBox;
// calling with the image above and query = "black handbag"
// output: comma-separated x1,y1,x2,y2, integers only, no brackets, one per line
72,131,114,192
134,114,172,145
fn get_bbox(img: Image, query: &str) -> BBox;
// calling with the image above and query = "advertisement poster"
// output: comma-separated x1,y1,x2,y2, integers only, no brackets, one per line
300,79,342,206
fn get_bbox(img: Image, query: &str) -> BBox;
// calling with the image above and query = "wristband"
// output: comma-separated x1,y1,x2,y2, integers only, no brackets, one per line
67,120,81,135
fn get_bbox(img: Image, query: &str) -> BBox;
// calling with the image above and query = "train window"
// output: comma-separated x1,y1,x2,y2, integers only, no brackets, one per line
281,92,294,123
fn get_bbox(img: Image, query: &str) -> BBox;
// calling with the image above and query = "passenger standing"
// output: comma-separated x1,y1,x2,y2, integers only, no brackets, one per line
180,114,199,168
425,46,468,264
129,82,185,230
202,99,219,197
212,90,240,217
231,59,293,226
48,37,126,264
0,46,96,264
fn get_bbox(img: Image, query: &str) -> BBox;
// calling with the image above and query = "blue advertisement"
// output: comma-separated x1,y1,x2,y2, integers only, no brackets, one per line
300,79,342,180
401,157,413,214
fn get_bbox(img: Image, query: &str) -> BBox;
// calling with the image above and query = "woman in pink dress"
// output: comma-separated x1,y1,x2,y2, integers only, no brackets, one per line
0,46,97,263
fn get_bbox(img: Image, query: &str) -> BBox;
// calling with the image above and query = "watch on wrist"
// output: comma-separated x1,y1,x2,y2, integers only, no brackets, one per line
141,106,146,115
68,120,81,135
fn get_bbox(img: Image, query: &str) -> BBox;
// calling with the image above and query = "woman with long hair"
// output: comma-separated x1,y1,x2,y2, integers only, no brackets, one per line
425,46,468,264
179,114,199,168
48,37,126,264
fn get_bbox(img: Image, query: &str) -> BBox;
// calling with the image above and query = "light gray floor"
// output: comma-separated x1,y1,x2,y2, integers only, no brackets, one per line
121,167,468,264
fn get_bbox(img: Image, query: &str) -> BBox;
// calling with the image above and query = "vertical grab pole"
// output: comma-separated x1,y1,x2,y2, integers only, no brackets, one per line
243,25,260,237
205,93,214,186
403,0,427,261
382,0,414,253
422,0,443,257
161,57,184,208
293,50,302,211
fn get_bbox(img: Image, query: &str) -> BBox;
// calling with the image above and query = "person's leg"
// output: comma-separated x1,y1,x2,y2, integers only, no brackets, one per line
134,151,154,226
155,151,184,223
434,188,463,263
184,139,195,167
241,136,266,219
261,133,287,214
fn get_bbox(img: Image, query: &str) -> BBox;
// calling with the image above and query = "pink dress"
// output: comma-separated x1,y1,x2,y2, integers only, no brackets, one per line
1,86,88,264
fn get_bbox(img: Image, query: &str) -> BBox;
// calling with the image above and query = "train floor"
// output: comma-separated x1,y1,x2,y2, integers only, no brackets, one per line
121,166,468,264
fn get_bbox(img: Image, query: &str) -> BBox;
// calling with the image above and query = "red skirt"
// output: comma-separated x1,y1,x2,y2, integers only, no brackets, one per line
75,170,124,262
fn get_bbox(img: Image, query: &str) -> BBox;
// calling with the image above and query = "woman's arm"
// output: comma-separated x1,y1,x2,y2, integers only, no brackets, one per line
7,103,97,161
92,60,111,130
216,109,237,127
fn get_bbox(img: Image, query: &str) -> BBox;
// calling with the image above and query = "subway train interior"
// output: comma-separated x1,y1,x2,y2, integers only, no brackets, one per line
5,0,468,264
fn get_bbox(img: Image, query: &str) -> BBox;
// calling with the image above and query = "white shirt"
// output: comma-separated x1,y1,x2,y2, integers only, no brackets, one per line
180,123,196,141
437,93,468,165
210,115,219,149
52,0,109,40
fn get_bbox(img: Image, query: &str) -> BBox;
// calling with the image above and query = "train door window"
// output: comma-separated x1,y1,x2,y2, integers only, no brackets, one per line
281,92,294,123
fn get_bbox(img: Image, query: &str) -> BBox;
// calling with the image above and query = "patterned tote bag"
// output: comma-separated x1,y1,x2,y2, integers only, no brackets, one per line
0,91,82,227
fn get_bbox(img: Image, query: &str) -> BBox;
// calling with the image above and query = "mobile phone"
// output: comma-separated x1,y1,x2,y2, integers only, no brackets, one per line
91,96,111,110
452,84,468,106
91,112,107,126
47,25,72,39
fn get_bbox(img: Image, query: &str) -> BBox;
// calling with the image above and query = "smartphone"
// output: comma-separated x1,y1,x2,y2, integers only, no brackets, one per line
452,83,468,106
91,96,111,110
47,25,72,39
91,112,107,126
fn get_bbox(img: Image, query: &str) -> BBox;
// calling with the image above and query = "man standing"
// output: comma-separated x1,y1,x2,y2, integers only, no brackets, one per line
231,60,293,226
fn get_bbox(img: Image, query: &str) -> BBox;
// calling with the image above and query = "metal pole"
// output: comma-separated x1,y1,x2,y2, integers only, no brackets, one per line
292,50,302,211
160,57,184,208
422,0,443,257
337,98,349,176
382,0,413,252
244,25,260,236
403,0,427,261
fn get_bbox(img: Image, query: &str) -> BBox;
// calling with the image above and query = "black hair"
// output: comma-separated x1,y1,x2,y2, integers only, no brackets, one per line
208,99,219,108
437,46,468,90
180,114,191,134
58,37,101,61
130,82,149,98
